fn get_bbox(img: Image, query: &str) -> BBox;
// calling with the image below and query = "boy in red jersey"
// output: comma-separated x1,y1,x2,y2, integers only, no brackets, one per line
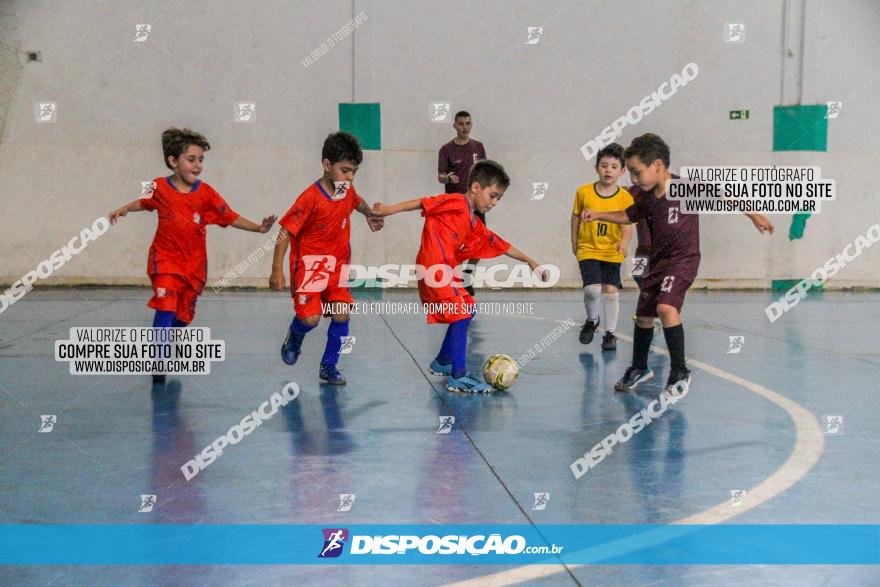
269,132,383,386
372,160,547,393
109,127,277,382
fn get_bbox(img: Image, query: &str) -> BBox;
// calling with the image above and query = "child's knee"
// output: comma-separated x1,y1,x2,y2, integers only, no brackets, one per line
656,304,679,322
301,315,321,327
330,307,350,323
635,316,655,329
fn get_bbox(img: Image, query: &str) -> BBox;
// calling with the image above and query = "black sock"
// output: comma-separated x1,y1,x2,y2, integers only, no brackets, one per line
632,324,654,369
663,324,686,371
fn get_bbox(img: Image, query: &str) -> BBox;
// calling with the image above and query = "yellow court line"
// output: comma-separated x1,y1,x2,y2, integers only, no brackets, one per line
442,332,825,586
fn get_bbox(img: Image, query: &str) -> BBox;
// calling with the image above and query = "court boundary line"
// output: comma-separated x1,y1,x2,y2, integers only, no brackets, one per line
441,329,825,586
376,313,583,586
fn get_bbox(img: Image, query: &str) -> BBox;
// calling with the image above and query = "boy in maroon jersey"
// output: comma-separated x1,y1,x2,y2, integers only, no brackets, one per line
582,134,772,393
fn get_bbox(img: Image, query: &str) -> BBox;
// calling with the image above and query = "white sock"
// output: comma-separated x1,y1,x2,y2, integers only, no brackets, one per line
583,285,601,321
602,291,620,333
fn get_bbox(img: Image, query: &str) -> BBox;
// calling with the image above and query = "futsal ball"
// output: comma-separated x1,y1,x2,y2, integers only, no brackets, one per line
482,354,519,391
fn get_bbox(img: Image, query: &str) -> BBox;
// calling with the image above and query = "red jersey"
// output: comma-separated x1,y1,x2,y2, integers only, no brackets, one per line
140,177,240,293
280,180,364,268
417,193,510,303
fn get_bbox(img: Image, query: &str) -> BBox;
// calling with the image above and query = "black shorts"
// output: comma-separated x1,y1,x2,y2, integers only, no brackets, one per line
578,259,622,289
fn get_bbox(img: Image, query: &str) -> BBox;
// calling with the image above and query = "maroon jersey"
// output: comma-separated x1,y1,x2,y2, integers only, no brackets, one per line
625,177,700,285
438,139,486,194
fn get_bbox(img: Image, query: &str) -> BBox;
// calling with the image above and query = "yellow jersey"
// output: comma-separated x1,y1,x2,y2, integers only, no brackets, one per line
572,182,633,263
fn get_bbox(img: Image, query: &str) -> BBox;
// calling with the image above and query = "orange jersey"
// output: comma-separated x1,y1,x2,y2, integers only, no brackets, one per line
417,193,510,304
280,181,364,272
140,177,240,293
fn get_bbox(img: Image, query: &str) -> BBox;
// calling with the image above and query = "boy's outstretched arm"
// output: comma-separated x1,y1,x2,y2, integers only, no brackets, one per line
109,199,145,224
581,209,632,225
372,199,423,218
745,213,774,234
504,245,549,282
356,200,384,232
232,214,277,233
269,227,290,290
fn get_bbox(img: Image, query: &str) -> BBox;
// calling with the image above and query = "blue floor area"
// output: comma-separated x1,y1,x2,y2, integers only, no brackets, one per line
0,288,878,586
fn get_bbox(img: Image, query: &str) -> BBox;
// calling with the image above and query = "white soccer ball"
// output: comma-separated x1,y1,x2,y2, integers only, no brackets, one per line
482,354,519,391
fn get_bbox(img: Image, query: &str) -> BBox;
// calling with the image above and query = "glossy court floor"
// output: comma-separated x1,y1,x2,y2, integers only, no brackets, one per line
1,288,877,586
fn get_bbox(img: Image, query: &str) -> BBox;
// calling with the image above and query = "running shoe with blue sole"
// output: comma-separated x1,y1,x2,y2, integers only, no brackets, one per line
446,373,493,394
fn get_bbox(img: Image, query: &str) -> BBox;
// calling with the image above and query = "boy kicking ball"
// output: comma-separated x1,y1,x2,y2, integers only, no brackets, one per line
372,160,547,393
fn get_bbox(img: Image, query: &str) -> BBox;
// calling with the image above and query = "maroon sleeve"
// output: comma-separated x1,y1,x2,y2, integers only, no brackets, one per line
478,142,486,160
625,201,646,223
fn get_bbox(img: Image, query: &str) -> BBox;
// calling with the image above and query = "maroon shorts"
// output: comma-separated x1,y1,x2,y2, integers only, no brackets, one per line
635,273,692,316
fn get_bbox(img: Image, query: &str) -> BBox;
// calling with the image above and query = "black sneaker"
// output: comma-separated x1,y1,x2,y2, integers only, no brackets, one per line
614,366,654,392
579,318,599,344
665,367,692,395
601,331,617,351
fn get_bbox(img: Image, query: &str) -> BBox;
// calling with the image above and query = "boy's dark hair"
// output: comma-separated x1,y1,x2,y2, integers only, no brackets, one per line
624,133,670,168
595,142,625,166
322,132,363,165
162,128,210,170
467,159,509,190
454,110,471,121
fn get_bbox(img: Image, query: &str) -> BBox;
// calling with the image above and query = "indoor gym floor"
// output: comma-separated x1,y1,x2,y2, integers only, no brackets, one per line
0,287,877,586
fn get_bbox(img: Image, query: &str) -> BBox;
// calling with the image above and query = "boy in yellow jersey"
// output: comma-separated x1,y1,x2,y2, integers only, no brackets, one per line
571,143,633,351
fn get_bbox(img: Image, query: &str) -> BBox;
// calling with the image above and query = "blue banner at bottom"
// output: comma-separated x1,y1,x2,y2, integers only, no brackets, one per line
0,525,878,564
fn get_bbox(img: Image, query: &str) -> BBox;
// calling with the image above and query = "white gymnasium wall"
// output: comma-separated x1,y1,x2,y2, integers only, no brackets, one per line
1,0,878,288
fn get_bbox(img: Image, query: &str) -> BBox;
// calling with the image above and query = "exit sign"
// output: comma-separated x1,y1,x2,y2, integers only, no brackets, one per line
730,110,750,120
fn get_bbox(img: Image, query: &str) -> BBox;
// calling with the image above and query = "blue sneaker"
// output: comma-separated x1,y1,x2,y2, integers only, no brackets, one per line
429,358,453,376
319,363,346,385
446,373,493,394
281,330,305,365
614,366,654,392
